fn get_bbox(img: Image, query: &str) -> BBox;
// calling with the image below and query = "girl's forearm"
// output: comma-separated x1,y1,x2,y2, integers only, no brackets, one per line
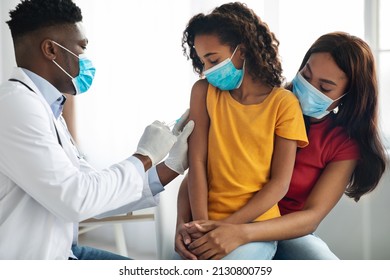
188,169,209,220
224,179,288,224
176,176,192,225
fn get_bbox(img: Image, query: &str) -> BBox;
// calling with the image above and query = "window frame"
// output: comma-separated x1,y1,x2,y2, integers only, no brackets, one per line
365,0,390,148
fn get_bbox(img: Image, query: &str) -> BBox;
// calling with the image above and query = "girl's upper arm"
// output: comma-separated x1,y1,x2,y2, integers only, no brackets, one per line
187,79,210,220
270,135,298,190
188,79,210,164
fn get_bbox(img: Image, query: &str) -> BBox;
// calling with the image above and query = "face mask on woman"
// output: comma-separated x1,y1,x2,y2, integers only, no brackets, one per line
203,46,245,91
51,41,96,94
292,72,345,119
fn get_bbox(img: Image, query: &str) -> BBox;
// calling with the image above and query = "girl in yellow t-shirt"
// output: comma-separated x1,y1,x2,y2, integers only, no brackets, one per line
178,2,308,259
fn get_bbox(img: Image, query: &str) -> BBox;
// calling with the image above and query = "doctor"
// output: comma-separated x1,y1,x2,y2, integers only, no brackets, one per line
0,0,194,260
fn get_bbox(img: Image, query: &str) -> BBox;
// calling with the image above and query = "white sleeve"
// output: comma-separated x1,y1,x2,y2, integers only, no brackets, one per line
95,157,161,218
0,89,147,222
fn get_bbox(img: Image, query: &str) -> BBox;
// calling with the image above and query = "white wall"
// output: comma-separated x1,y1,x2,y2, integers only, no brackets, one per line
0,0,18,80
316,155,390,260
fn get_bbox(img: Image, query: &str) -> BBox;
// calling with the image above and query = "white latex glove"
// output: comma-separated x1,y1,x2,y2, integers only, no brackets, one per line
172,109,190,136
136,120,177,165
165,119,195,174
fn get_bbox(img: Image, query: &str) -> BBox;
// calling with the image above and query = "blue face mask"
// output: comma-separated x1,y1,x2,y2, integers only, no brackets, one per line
203,46,245,91
52,41,96,94
292,72,345,119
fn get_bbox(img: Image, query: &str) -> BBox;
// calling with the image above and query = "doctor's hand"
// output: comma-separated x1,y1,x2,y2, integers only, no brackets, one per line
165,119,194,174
136,121,177,166
172,109,190,136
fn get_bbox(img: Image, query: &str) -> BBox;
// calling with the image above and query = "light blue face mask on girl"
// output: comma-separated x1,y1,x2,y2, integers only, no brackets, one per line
203,46,245,91
292,72,346,119
51,41,96,94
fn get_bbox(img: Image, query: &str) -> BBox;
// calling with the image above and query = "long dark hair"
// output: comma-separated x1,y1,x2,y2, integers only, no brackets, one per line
298,32,386,201
182,2,283,87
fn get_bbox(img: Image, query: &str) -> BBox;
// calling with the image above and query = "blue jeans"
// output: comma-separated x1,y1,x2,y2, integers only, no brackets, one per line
173,241,277,260
274,234,339,260
71,245,131,260
222,241,277,260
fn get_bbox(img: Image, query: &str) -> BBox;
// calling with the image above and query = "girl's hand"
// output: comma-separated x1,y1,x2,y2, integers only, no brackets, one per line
184,220,213,240
187,221,246,260
174,222,198,260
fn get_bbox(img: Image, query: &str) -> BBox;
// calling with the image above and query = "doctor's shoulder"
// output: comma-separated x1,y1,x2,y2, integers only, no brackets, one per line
0,82,50,124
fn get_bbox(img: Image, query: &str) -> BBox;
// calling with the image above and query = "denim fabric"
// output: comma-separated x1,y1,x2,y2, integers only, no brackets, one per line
71,245,131,260
274,234,339,260
222,241,277,260
172,241,277,260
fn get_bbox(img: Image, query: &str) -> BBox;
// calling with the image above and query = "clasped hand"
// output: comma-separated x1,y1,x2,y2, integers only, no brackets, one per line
175,220,244,260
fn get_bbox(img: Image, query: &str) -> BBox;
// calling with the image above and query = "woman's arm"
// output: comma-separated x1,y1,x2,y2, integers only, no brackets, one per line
245,158,358,240
224,135,297,224
187,79,210,220
187,159,357,259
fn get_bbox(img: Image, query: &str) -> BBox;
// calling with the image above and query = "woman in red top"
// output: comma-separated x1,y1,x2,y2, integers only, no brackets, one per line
175,32,387,260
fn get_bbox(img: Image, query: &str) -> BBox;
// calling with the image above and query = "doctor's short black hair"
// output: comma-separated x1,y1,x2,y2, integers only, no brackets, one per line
6,0,82,39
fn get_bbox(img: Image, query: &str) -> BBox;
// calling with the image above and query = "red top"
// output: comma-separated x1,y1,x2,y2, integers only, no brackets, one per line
279,117,360,215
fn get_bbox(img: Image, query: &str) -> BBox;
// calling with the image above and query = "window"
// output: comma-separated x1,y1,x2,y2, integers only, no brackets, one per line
364,0,390,147
378,0,390,146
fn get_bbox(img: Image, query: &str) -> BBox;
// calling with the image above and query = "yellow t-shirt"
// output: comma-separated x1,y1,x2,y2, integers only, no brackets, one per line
207,85,308,222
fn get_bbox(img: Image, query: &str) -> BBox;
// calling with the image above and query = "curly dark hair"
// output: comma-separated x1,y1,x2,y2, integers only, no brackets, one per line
6,0,82,39
182,2,283,87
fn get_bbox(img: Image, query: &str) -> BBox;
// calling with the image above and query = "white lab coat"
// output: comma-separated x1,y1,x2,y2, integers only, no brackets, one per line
0,68,158,259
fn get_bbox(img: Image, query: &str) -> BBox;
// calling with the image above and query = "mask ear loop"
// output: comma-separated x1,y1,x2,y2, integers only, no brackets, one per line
51,40,79,58
51,41,81,94
52,59,74,79
231,45,240,59
51,40,79,79
332,92,348,114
